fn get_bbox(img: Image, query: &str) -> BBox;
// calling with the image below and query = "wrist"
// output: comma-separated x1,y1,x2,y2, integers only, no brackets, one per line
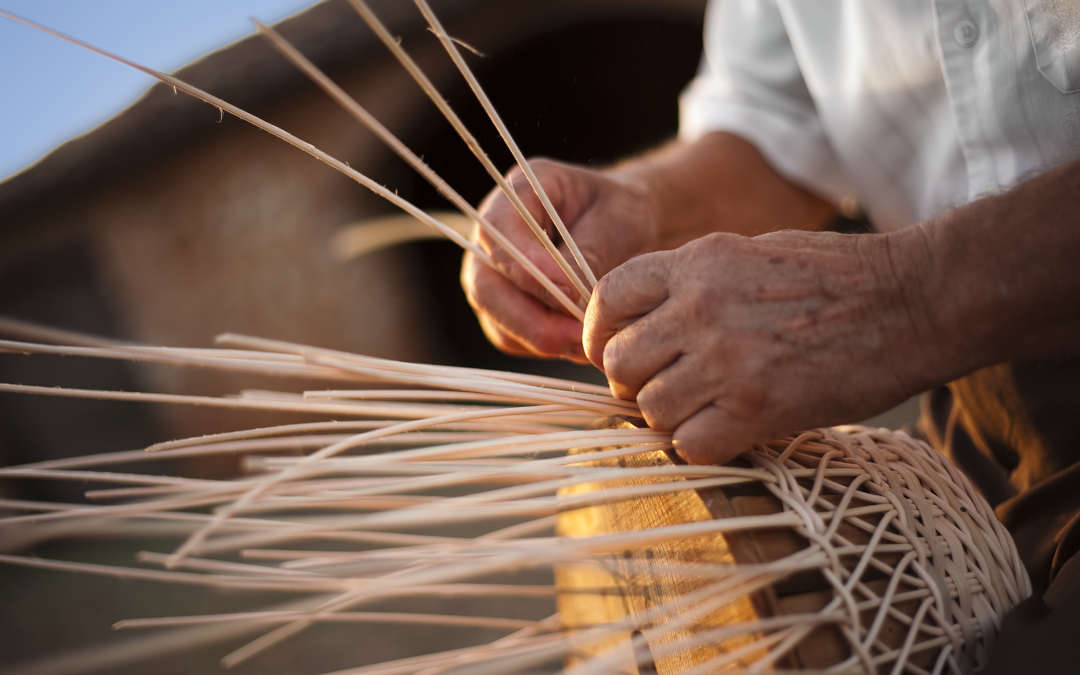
609,132,837,249
916,180,1080,369
603,165,665,254
880,171,1080,387
607,136,727,249
861,226,963,395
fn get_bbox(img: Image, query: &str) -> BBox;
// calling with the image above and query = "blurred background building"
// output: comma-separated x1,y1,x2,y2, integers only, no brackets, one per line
0,0,707,482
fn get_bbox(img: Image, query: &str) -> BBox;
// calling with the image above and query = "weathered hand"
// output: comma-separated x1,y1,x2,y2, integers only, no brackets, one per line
461,133,836,365
584,229,935,464
461,158,658,363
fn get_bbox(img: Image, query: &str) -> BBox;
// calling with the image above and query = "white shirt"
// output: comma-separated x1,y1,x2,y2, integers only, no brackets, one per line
679,0,1080,231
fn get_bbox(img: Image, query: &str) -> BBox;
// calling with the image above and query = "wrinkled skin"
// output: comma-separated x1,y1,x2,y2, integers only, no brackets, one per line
583,229,929,464
462,133,1080,465
462,133,833,365
461,158,658,363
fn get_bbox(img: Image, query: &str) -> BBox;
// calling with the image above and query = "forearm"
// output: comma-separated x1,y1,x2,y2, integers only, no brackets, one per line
610,131,836,250
894,158,1080,385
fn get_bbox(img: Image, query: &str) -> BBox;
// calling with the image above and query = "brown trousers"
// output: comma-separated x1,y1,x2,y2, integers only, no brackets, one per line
921,359,1080,673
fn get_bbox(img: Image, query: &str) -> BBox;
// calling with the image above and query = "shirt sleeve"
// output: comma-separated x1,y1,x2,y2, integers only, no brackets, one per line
679,0,856,206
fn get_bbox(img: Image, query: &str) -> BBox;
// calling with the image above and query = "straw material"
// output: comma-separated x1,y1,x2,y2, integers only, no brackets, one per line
0,336,1030,675
557,420,1032,675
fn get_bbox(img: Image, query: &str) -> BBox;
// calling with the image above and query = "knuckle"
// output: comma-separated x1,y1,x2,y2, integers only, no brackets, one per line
683,281,722,314
601,331,625,367
506,166,538,194
601,334,631,381
590,275,616,316
524,157,558,180
636,382,675,431
503,164,524,182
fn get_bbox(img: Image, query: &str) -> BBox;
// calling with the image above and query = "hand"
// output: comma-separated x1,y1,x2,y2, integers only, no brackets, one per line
583,229,935,464
461,134,836,364
461,158,659,363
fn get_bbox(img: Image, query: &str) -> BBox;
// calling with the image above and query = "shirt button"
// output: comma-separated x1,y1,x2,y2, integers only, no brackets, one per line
954,20,979,47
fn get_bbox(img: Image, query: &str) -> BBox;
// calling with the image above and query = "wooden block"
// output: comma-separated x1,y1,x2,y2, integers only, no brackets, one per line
555,417,845,674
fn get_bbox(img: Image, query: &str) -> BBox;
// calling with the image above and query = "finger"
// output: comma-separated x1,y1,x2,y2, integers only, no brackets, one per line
464,252,585,360
672,399,786,466
476,312,535,358
480,311,587,363
601,303,685,400
477,166,583,310
477,167,547,264
633,351,721,431
583,251,673,371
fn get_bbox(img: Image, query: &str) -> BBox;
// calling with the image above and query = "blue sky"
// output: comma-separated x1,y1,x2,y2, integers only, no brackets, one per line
0,0,321,180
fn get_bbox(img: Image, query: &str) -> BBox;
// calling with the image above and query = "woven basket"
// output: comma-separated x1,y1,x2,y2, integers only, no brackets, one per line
556,418,1031,674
